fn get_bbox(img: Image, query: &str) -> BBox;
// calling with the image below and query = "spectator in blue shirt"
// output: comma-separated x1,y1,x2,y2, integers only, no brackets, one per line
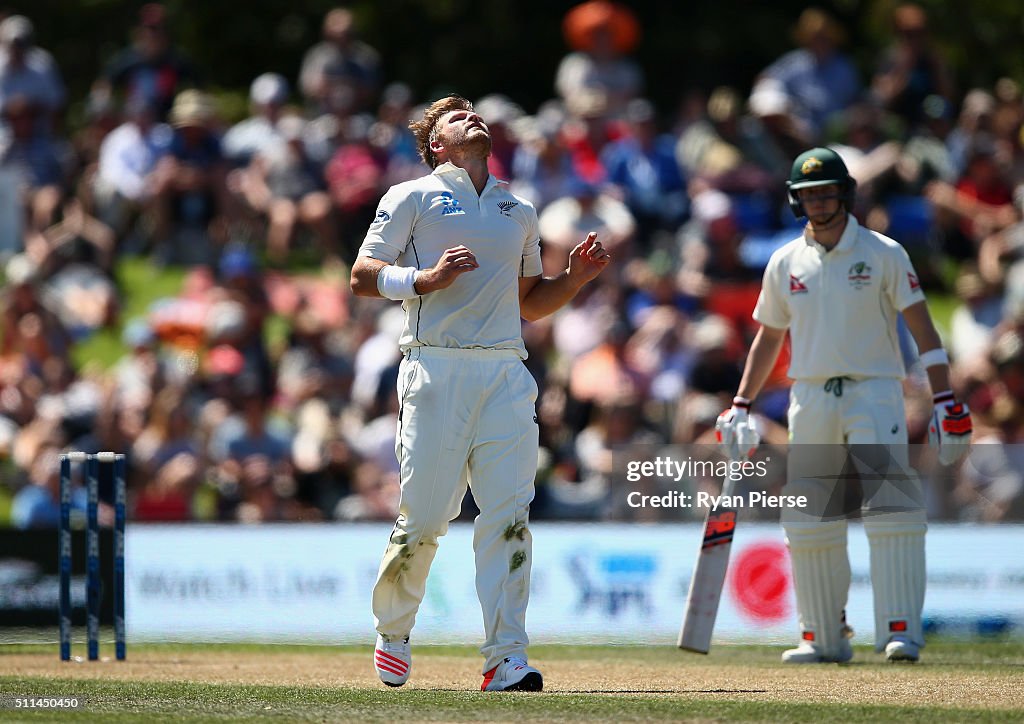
759,7,861,141
600,98,687,246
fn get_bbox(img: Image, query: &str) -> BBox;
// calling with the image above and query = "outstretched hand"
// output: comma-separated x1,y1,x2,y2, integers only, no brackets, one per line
567,232,611,286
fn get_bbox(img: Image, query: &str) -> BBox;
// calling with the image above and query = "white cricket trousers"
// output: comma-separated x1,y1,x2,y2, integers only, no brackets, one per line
372,346,540,673
783,377,927,653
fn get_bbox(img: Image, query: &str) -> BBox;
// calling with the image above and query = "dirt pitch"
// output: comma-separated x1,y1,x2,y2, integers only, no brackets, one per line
3,643,1024,722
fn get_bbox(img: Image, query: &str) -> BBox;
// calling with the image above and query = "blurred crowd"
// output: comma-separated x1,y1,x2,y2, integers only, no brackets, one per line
2,2,1024,527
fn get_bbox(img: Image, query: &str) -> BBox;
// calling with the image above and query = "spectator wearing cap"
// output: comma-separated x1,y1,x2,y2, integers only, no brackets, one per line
97,2,201,122
92,95,171,240
149,90,227,263
0,15,65,134
299,7,381,115
600,98,688,245
871,3,954,133
757,7,861,141
223,73,291,167
236,112,336,264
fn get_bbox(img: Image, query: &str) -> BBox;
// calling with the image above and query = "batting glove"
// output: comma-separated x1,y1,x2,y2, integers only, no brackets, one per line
928,391,972,466
715,397,760,461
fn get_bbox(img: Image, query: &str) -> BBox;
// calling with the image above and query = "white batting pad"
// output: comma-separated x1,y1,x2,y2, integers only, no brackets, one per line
784,521,850,657
864,522,926,651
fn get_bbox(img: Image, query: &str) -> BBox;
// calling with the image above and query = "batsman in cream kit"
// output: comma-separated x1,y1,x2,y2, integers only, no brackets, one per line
715,148,973,665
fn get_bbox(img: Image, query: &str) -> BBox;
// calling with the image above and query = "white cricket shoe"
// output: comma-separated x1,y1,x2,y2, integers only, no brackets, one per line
374,634,411,687
481,656,543,692
885,636,920,663
781,637,853,664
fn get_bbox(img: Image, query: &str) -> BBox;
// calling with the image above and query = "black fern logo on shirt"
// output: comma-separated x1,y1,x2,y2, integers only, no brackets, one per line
498,201,518,217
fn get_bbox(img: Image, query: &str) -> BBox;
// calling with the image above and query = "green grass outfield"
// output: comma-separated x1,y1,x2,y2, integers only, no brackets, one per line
2,640,1023,722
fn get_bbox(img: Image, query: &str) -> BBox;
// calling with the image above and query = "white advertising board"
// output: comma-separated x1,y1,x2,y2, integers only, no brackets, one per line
125,523,1024,644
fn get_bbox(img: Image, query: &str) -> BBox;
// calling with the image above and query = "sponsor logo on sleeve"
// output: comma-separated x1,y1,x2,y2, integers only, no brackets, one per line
908,272,921,292
371,209,391,226
789,274,808,294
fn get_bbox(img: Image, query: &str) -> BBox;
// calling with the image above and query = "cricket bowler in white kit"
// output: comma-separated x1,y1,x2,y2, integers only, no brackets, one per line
350,95,609,691
716,148,972,664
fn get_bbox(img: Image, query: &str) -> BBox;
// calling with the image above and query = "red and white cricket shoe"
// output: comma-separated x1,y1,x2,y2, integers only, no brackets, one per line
374,634,411,687
481,656,543,692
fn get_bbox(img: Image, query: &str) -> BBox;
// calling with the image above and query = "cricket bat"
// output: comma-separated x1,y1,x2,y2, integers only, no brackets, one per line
677,477,739,654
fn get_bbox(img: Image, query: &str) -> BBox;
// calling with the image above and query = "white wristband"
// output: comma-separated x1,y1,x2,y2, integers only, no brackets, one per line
376,265,419,300
918,348,950,369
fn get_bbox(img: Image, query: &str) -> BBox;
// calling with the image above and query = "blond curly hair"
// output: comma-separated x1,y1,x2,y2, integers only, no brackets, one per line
410,95,473,169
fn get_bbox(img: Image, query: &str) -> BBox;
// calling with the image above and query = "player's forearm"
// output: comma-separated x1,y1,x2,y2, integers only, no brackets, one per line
901,301,952,394
736,326,786,401
350,256,386,297
519,272,586,322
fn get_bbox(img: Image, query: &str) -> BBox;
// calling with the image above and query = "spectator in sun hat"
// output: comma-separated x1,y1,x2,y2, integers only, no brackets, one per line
223,73,291,166
97,2,201,121
556,0,643,117
149,89,226,261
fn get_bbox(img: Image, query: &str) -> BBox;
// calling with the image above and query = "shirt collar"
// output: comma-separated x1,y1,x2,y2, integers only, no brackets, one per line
804,214,859,255
432,161,508,195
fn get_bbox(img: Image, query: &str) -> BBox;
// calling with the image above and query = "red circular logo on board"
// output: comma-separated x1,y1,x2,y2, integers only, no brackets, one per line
728,542,790,621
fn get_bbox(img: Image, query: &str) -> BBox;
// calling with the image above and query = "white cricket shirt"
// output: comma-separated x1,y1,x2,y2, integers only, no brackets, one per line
752,215,925,380
358,162,543,357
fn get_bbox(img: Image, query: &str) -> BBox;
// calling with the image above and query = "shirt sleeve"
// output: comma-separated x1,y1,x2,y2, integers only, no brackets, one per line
752,252,790,329
888,243,926,311
521,205,543,277
358,185,418,263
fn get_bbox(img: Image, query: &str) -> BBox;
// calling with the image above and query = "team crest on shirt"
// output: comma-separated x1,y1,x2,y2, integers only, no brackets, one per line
497,200,518,217
433,191,466,216
789,274,808,294
908,271,921,292
847,261,872,289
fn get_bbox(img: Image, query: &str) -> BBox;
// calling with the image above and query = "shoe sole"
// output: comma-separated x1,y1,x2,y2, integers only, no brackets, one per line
493,672,544,692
